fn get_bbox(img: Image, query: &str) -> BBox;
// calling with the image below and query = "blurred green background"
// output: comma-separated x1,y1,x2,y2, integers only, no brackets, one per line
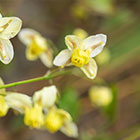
0,0,140,140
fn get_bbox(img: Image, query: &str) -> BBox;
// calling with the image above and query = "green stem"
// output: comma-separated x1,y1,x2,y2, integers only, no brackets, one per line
0,69,71,89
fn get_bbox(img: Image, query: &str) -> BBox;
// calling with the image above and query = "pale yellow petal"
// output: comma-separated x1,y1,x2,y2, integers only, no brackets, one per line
60,121,78,138
0,17,22,39
80,58,97,79
53,49,72,67
0,77,5,94
40,48,53,68
0,39,14,64
83,34,107,57
33,85,57,108
5,93,32,113
0,13,2,18
65,35,83,50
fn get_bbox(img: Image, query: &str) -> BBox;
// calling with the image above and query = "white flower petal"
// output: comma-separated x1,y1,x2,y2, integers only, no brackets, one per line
65,35,82,50
60,121,78,138
83,34,107,57
0,39,14,64
80,58,97,79
53,49,72,66
40,49,53,68
0,77,5,94
33,86,57,108
18,28,40,46
5,93,32,113
0,13,2,18
0,17,22,39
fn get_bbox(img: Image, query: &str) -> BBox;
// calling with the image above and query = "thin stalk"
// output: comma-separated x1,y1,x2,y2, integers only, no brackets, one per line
0,69,71,89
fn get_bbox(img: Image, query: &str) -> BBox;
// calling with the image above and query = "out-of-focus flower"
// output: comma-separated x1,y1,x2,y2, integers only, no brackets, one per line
0,13,22,64
53,34,107,79
71,4,88,20
88,0,114,15
45,107,78,137
89,86,112,106
73,28,88,39
18,28,53,68
0,78,9,117
95,48,110,65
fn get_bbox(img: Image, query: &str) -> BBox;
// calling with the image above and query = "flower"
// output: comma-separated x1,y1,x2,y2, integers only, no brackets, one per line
0,13,22,64
44,107,78,138
0,77,9,117
53,34,107,79
73,28,88,39
89,86,112,106
18,28,53,68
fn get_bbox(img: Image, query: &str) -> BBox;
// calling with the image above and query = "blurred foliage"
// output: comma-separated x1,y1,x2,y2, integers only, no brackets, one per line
58,87,81,122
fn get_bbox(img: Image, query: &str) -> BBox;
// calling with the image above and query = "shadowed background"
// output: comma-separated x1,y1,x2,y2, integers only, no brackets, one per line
0,0,140,140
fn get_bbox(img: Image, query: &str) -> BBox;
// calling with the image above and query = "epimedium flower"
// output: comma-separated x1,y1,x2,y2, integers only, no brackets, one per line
44,107,78,138
53,34,107,79
18,28,53,68
89,86,113,107
0,13,22,64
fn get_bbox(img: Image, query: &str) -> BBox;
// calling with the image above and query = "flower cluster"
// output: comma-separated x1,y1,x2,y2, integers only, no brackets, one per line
0,77,78,137
0,11,108,138
18,29,53,68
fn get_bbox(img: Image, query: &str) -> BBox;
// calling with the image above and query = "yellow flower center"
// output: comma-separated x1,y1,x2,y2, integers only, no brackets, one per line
71,48,90,67
24,104,44,129
44,110,63,133
28,35,47,57
0,96,9,117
